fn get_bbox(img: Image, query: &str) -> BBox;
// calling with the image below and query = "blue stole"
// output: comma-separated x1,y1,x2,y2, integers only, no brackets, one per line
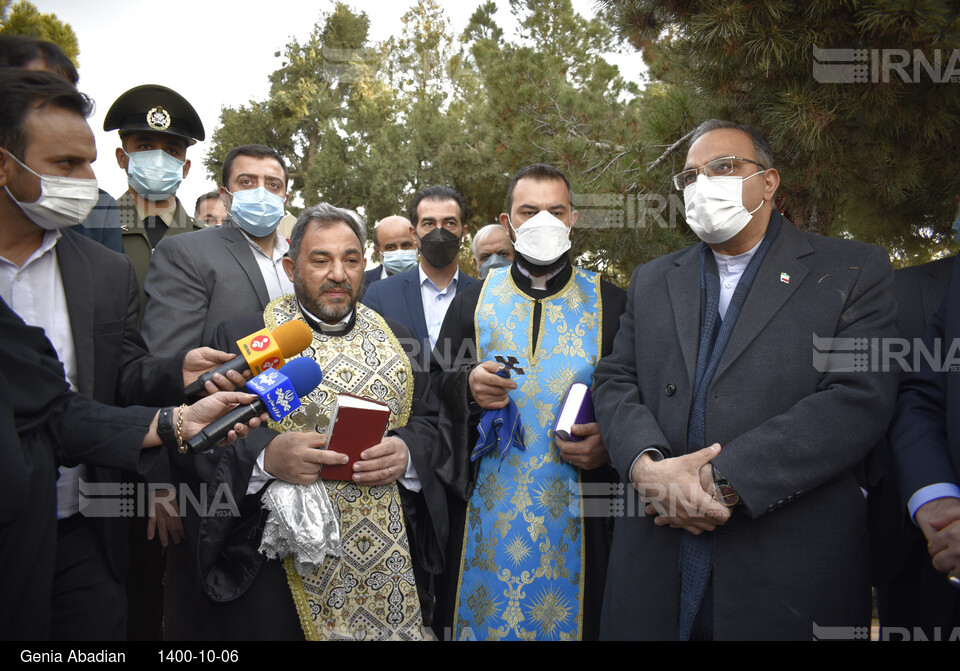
678,217,782,640
454,265,602,640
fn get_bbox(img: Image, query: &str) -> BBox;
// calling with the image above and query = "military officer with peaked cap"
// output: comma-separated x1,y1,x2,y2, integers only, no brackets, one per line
103,84,204,640
104,84,204,322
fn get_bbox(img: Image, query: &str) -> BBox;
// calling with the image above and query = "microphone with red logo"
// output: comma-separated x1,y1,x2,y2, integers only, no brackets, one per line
184,320,314,396
185,357,324,454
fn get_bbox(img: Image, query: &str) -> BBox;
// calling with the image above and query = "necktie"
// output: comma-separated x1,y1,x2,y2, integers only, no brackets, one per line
143,215,167,249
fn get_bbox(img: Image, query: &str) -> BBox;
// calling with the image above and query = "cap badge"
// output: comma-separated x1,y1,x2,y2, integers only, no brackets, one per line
146,106,172,131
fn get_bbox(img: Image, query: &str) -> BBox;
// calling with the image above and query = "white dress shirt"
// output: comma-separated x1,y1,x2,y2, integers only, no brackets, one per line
0,230,84,519
711,239,762,320
419,265,460,349
239,228,294,300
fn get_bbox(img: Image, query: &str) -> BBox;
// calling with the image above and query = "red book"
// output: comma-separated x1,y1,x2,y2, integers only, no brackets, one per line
320,394,391,481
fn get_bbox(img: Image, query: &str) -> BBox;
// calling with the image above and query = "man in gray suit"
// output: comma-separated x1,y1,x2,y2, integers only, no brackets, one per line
593,120,898,640
142,144,293,357
140,144,293,638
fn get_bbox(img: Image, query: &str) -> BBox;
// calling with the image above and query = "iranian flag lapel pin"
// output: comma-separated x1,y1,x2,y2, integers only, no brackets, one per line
780,272,790,284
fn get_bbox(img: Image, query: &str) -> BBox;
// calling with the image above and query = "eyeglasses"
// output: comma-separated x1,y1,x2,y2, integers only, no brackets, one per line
672,156,766,191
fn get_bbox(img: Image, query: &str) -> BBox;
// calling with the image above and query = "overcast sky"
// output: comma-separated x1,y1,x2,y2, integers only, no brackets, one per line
35,0,640,214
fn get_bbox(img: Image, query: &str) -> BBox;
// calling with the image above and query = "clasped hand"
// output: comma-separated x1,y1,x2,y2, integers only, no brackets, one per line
632,443,731,534
916,497,960,576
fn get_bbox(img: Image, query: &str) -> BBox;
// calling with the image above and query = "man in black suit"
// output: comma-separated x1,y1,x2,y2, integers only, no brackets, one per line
890,254,960,636
870,256,955,636
0,294,162,641
363,215,417,289
592,121,898,639
363,186,478,360
0,69,240,640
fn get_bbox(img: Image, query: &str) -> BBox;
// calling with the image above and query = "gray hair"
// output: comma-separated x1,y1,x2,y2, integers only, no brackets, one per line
472,223,509,261
288,203,366,262
689,119,776,170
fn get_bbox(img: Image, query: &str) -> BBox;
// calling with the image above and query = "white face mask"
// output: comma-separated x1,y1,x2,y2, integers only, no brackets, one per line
509,210,572,265
4,152,99,230
683,172,764,245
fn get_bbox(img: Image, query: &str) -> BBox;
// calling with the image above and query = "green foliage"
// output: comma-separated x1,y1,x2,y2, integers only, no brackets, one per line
208,0,710,285
0,0,79,66
601,0,960,263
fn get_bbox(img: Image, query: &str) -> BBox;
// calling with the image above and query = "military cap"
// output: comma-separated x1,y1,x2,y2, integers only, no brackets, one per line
103,84,204,145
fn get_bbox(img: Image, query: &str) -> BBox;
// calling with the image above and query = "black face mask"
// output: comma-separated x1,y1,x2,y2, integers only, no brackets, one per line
418,227,462,268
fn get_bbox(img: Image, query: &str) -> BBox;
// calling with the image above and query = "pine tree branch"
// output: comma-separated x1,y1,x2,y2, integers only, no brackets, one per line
646,129,695,172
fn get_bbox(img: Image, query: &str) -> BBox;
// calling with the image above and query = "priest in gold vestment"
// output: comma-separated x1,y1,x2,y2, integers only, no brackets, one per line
169,204,446,640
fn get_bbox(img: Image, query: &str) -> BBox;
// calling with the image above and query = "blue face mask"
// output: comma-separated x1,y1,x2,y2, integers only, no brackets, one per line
479,253,511,279
381,249,418,275
228,187,285,237
125,149,184,201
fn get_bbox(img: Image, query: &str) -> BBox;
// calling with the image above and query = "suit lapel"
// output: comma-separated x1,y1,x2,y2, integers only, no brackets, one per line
458,273,477,294
403,272,429,344
714,219,811,381
55,234,94,396
666,246,703,388
222,224,270,307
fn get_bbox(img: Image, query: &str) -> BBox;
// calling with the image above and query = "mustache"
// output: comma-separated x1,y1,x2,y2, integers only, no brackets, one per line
320,280,352,292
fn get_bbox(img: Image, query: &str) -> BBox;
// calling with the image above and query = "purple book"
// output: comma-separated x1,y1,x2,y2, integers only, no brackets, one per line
553,383,595,442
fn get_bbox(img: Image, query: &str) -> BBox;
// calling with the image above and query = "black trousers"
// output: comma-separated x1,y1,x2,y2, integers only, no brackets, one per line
164,552,302,641
51,514,126,640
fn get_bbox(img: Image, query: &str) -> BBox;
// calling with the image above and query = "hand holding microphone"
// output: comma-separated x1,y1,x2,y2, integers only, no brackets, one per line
185,358,324,454
181,347,249,395
145,390,272,451
179,391,271,445
183,321,313,397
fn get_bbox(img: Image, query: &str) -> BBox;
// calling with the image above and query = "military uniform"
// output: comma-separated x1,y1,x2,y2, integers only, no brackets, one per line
115,193,201,322
103,83,206,323
102,83,205,640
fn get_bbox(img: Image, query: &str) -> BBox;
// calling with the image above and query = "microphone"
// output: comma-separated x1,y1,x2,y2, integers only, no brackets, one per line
184,320,313,396
185,357,323,454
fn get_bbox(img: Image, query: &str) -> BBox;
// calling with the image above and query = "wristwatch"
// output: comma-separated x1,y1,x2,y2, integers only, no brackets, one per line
712,467,740,507
157,406,179,452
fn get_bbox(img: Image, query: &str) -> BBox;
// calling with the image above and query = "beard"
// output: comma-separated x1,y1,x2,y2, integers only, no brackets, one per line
294,270,364,324
515,250,570,278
